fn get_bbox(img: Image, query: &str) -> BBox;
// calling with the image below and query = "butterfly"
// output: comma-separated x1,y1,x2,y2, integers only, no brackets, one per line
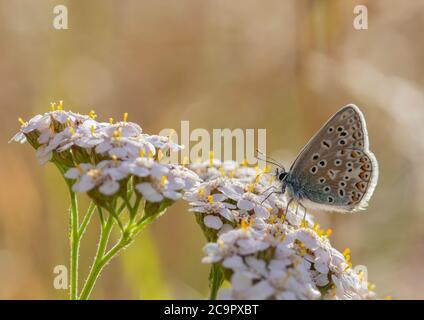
262,104,378,216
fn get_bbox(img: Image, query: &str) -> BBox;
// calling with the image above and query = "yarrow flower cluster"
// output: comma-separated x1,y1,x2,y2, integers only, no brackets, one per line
11,101,201,300
11,102,199,207
186,156,377,300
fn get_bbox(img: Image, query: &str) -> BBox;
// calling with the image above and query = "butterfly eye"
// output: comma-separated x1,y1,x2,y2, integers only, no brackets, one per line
278,172,287,181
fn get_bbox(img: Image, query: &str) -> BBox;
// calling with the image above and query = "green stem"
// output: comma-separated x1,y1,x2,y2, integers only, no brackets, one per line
69,189,79,300
209,264,224,300
79,215,115,300
78,202,96,240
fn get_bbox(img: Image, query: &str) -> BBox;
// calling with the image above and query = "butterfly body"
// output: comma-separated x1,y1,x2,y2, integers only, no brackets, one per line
277,104,378,213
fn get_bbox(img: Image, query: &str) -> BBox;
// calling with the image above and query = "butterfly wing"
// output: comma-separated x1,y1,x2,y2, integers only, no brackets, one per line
287,104,378,212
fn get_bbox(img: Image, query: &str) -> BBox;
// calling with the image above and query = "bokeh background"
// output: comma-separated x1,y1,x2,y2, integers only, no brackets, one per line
1,0,424,299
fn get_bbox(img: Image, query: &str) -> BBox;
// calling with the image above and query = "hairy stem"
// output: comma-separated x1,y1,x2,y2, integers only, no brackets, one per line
79,215,115,300
69,189,79,300
209,263,224,300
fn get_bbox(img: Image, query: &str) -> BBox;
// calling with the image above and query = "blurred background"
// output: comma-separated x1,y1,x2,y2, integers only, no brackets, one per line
1,0,424,299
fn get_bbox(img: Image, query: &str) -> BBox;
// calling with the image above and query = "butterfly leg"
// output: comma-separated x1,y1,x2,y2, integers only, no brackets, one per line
299,203,308,227
260,188,280,205
281,198,293,224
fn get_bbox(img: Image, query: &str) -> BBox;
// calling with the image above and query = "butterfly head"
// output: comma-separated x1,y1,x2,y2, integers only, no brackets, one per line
275,167,288,194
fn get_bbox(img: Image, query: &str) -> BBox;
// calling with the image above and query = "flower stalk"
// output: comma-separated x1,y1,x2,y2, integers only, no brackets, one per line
11,104,200,299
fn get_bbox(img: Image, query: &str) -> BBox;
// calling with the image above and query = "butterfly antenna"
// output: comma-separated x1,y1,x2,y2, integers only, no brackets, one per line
255,149,285,171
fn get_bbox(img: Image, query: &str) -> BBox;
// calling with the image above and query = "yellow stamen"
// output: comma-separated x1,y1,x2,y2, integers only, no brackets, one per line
198,188,205,198
207,195,213,203
50,102,56,111
279,233,286,242
161,176,167,187
385,295,392,300
18,117,25,125
90,125,95,135
218,240,225,248
89,110,97,119
269,176,274,184
113,130,119,140
123,112,128,123
343,248,351,256
109,117,114,125
241,219,248,231
325,228,333,237
241,159,248,167
264,165,271,173
209,151,214,167
139,149,145,157
255,174,260,184
219,167,225,177
57,100,63,110
69,126,75,136
148,150,154,158
358,271,364,282
229,170,233,178
367,282,376,291
111,155,118,162
249,217,254,226
248,183,254,193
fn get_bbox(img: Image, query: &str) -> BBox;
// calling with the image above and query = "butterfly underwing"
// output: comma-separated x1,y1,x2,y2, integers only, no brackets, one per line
279,104,378,213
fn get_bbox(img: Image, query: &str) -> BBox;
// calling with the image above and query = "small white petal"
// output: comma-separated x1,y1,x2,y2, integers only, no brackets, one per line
245,280,274,300
231,272,253,291
99,180,120,195
203,215,223,230
64,168,81,179
253,205,270,219
223,256,245,270
136,183,164,202
219,208,235,222
237,199,254,211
